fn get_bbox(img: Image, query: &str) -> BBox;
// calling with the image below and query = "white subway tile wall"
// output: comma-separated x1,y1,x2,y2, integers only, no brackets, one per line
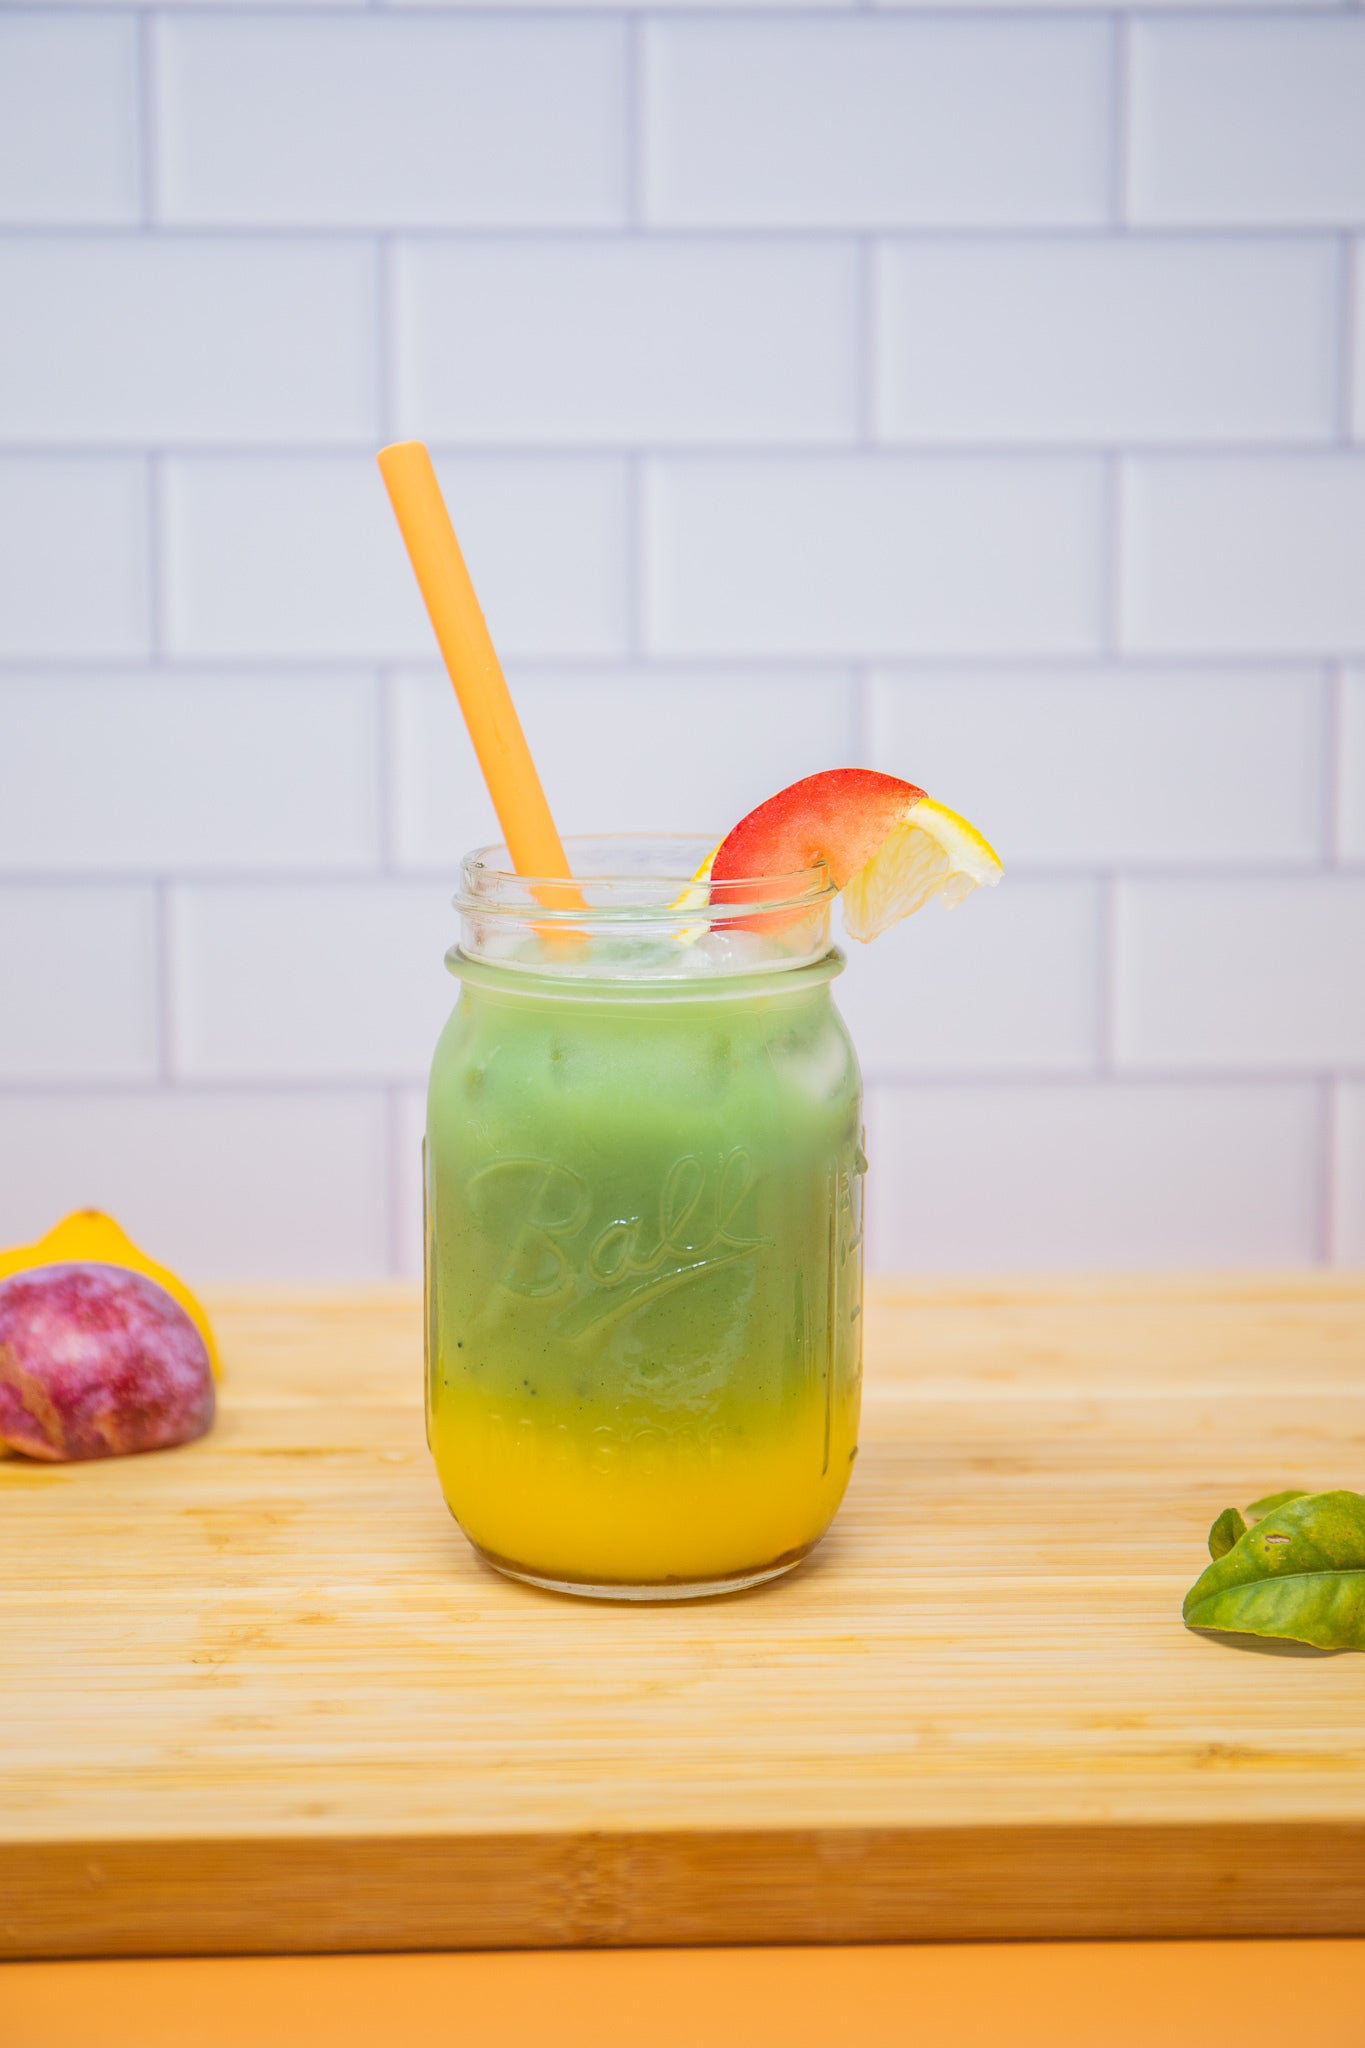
1114,879,1365,1071
1337,1086,1365,1265
1343,671,1365,864
1127,20,1365,226
646,457,1107,655
642,21,1112,227
0,1095,392,1283
865,1084,1323,1272
836,882,1103,1079
390,665,856,866
0,239,379,445
156,18,629,227
0,17,140,225
0,673,381,874
161,455,630,659
0,2,1360,1281
394,1087,428,1285
170,883,455,1082
0,887,160,1083
1120,457,1365,652
394,241,860,446
0,457,149,656
870,668,1328,867
874,240,1339,444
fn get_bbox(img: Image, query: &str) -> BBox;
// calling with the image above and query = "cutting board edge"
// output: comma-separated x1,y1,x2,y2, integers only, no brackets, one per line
5,1820,1364,1957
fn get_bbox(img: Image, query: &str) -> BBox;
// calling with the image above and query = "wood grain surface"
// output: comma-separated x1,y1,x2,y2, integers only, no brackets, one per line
3,1278,1364,1956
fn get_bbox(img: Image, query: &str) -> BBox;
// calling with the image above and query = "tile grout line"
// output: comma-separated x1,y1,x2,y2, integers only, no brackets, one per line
376,665,397,877
624,15,645,233
857,237,878,446
1108,15,1130,232
1323,661,1344,867
154,880,175,1087
1339,234,1358,444
1102,453,1124,656
144,451,165,659
136,12,158,231
375,234,396,443
0,437,1356,461
2,222,1359,248
0,650,1351,680
849,662,872,767
626,454,648,658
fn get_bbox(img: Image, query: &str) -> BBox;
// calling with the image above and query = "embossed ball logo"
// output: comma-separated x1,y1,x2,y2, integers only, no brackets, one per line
467,1148,769,1339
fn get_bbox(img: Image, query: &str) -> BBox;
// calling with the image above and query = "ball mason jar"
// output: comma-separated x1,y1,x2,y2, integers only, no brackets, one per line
424,837,865,1599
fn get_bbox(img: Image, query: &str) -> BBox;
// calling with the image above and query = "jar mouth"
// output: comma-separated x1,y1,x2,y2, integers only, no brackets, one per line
454,834,836,979
458,835,833,914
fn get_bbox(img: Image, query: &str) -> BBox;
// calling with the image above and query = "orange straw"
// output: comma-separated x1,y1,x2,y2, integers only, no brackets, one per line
377,442,580,901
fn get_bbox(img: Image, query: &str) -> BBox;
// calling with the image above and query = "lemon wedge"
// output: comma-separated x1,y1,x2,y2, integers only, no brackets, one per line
841,798,1003,942
668,841,722,940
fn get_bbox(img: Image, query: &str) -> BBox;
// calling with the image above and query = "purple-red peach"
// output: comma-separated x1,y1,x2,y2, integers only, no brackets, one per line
0,1263,214,1462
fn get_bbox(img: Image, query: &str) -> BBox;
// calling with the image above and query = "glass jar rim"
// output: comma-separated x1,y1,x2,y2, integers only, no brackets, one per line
456,833,835,921
452,834,837,981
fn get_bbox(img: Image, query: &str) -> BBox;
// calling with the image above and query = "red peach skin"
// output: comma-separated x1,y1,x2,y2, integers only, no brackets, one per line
710,768,926,931
711,769,926,891
0,1263,215,1462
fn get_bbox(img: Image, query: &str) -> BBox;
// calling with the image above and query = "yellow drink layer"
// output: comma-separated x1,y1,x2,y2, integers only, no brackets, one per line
434,1381,859,1588
425,947,865,1592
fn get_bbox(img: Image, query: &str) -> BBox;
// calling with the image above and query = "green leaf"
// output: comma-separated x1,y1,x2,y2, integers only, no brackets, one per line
1208,1507,1247,1560
1183,1490,1365,1651
1246,1489,1309,1519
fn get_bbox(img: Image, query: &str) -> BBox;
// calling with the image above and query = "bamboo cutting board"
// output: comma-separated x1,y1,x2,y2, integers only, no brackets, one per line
2,1278,1364,1957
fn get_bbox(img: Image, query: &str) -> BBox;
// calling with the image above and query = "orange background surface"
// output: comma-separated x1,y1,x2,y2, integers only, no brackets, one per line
6,1942,1365,2048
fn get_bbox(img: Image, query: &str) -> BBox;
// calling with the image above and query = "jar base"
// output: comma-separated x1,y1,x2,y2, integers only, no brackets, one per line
473,1542,813,1603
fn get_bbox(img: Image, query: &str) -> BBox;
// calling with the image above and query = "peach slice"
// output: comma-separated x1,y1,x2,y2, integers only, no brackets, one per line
713,770,925,894
712,769,1002,941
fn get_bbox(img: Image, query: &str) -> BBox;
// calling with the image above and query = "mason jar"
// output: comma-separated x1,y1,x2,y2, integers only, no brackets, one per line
424,837,865,1599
